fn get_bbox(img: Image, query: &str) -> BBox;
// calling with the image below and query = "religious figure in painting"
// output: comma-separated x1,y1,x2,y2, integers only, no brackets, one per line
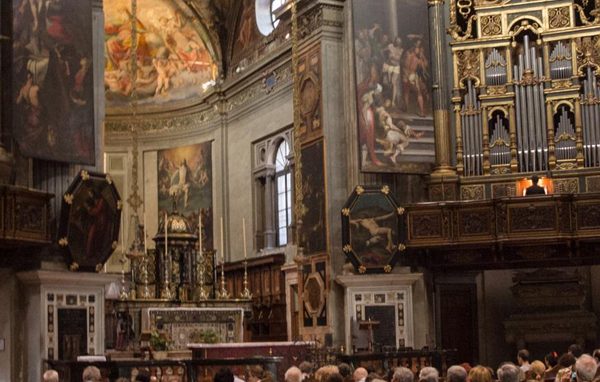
83,188,112,258
352,0,434,172
351,211,396,253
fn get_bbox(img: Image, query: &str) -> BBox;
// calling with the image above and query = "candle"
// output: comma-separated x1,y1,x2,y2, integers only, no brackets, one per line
143,211,147,255
121,214,125,255
220,217,224,262
199,211,203,255
242,217,247,260
164,211,168,255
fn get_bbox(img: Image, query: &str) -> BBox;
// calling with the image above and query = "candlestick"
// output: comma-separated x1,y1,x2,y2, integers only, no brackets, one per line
143,211,147,255
242,217,247,260
121,214,125,255
217,217,229,299
199,211,203,256
240,217,251,299
161,211,174,300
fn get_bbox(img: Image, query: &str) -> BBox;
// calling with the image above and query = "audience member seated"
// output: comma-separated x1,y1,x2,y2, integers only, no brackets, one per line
326,373,345,382
392,367,415,382
569,345,584,359
354,368,368,382
286,366,303,382
469,365,492,382
519,349,533,378
419,367,439,382
301,361,316,381
529,361,547,381
575,354,598,382
82,366,102,382
339,363,353,382
214,368,234,382
315,365,340,382
43,370,59,382
447,365,467,382
498,363,521,382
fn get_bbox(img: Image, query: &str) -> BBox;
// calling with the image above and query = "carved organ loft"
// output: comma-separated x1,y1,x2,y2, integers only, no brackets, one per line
450,0,600,176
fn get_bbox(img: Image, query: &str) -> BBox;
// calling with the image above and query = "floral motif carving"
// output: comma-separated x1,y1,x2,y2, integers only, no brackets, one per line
457,49,481,86
554,178,579,194
459,210,492,235
586,175,600,192
492,183,517,198
509,205,556,231
410,213,443,238
461,185,485,200
549,7,571,29
480,14,502,36
577,204,600,228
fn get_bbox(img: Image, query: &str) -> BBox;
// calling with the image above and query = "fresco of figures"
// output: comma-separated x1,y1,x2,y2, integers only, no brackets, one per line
353,0,435,173
104,0,218,109
12,0,95,164
157,142,213,250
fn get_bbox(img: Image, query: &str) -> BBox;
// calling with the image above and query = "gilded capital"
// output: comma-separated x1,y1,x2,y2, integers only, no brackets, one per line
428,0,444,6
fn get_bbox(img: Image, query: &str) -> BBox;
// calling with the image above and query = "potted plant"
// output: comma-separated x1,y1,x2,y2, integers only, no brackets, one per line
149,329,169,360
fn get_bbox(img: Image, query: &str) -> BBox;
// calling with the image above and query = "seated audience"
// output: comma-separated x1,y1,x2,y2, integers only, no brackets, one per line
392,367,415,382
43,370,59,382
214,368,234,382
469,366,492,382
354,368,368,382
575,354,598,382
529,361,547,381
419,367,439,382
498,363,521,382
447,365,467,382
82,366,101,382
286,366,303,382
338,363,353,382
326,373,345,382
519,350,533,376
569,345,584,359
316,365,340,382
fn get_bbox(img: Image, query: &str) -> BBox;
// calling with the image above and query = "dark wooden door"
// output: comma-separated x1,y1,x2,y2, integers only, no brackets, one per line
438,284,478,364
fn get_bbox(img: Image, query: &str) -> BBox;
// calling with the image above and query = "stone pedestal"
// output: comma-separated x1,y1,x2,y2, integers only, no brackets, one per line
17,270,118,382
335,272,430,354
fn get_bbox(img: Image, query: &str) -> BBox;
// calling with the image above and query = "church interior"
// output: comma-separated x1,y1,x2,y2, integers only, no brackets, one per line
3,0,600,381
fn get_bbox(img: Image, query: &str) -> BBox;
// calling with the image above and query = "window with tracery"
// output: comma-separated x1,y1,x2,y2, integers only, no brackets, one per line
275,140,292,246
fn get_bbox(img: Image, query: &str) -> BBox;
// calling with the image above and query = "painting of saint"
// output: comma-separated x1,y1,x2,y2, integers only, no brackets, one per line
59,172,122,271
12,0,95,164
157,141,213,250
299,140,327,255
352,0,435,173
103,0,218,110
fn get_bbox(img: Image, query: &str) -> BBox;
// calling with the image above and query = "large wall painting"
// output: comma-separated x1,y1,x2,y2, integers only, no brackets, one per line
12,0,95,164
299,140,327,255
157,141,213,250
352,0,435,173
104,0,218,110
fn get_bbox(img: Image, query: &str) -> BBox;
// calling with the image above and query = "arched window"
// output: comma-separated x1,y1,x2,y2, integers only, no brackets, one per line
275,140,292,246
256,0,286,36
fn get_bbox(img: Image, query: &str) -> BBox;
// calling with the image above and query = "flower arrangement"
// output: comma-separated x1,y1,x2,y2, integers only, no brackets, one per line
149,329,169,351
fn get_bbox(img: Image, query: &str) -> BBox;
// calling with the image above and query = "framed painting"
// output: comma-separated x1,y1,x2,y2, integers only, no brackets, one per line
341,185,407,273
157,141,213,251
352,0,435,173
58,171,122,272
12,0,95,164
298,139,327,255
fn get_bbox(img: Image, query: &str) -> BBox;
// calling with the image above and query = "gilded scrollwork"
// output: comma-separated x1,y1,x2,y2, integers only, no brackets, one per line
456,49,481,87
480,14,502,36
447,14,477,41
576,35,600,76
548,7,571,29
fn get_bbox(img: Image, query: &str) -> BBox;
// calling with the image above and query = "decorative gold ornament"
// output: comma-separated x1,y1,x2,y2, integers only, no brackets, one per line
343,244,352,253
381,185,390,194
356,186,365,195
58,237,68,247
384,265,392,273
69,262,79,271
80,170,90,180
480,14,502,36
397,207,405,215
341,208,350,216
63,193,73,205
358,265,367,274
398,243,407,252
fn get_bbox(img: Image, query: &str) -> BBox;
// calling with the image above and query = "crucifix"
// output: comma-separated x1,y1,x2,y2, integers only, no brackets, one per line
358,317,380,353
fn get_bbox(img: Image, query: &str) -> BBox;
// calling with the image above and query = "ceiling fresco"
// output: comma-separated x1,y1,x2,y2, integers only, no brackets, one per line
103,0,220,111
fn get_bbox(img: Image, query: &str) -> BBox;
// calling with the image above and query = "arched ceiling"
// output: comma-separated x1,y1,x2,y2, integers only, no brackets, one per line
103,0,236,114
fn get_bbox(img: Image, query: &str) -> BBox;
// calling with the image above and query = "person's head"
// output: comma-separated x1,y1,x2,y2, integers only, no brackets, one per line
419,367,439,382
392,367,414,382
338,364,352,379
285,366,302,382
135,372,150,382
82,366,101,382
559,353,577,368
569,345,584,359
592,349,600,364
575,354,598,382
447,366,467,382
531,175,539,185
497,363,521,382
326,373,345,382
530,361,546,379
518,349,531,365
546,352,559,368
468,366,491,382
316,366,340,382
354,367,368,382
300,361,314,377
214,368,234,382
43,369,59,382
